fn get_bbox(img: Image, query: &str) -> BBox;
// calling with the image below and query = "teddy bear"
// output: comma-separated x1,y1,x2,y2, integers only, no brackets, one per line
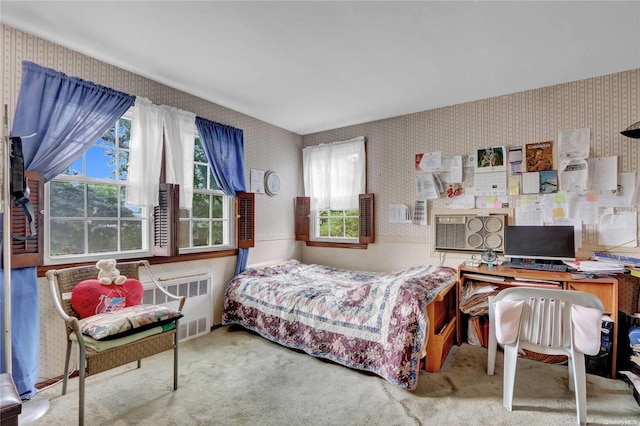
96,259,127,285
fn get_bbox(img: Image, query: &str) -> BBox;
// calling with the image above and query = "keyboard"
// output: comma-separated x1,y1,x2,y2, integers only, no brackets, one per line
501,261,568,272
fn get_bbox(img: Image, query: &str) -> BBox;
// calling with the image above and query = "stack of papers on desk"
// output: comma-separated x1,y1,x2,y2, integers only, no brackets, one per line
460,281,498,316
563,260,625,274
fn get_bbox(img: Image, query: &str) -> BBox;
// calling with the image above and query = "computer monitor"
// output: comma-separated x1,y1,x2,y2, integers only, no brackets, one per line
503,225,576,262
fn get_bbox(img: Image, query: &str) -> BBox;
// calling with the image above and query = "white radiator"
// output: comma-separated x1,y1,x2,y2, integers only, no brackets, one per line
141,268,213,342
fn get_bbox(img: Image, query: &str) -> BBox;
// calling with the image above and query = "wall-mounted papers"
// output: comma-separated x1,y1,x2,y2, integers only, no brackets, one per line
474,171,506,196
559,159,588,192
415,151,441,172
598,210,638,247
445,194,475,209
415,173,441,200
508,146,523,176
475,195,509,209
566,191,599,225
389,204,412,223
250,168,265,193
598,172,636,207
559,128,590,160
587,156,617,191
440,156,463,183
522,172,540,194
515,196,544,226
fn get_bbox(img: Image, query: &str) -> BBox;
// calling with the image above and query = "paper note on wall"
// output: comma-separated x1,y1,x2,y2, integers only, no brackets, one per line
598,172,636,207
559,128,590,160
389,204,412,223
522,172,540,194
440,156,463,183
587,156,617,191
565,192,599,225
415,173,440,200
598,211,638,247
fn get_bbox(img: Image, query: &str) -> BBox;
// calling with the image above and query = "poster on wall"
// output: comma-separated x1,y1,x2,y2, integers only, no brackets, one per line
539,170,558,193
475,146,506,173
525,141,554,172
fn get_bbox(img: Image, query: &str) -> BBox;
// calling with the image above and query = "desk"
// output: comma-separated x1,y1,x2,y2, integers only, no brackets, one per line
457,263,618,378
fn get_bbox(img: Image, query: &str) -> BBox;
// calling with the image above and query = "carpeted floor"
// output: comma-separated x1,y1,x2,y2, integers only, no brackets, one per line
27,325,639,425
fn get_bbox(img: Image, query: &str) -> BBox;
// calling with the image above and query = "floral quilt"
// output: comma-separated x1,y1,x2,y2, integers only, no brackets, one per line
222,260,457,390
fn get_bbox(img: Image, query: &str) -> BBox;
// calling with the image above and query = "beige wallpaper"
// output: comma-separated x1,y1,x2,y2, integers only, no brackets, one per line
0,25,302,380
302,69,640,270
1,25,303,244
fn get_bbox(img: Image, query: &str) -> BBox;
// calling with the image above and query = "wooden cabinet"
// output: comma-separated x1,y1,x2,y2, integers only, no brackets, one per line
457,263,619,378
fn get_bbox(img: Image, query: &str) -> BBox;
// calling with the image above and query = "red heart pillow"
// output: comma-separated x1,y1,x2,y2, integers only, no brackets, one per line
71,278,144,319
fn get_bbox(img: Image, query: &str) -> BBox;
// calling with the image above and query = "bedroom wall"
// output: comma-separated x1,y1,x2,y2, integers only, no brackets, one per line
1,25,303,381
301,69,640,272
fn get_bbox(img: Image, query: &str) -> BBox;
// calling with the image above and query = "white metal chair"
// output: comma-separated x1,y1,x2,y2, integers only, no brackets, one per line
487,287,604,425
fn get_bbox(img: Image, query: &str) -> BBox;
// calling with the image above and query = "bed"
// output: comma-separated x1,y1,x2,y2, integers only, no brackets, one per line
222,260,457,390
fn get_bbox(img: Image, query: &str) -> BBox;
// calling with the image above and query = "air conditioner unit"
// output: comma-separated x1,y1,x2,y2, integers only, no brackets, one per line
433,212,508,253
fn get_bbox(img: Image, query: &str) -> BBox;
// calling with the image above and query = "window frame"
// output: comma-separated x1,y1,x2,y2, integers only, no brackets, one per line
299,137,372,247
311,208,360,243
43,112,152,265
39,110,244,266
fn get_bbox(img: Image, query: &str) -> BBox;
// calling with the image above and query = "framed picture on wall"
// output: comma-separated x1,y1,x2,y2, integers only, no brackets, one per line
475,146,507,174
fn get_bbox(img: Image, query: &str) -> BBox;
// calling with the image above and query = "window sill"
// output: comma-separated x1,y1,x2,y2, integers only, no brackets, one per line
37,249,238,277
305,241,368,249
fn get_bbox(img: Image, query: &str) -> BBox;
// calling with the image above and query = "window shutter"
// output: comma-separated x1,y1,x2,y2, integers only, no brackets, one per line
359,193,374,244
153,183,179,256
237,191,254,249
294,197,310,241
9,170,44,268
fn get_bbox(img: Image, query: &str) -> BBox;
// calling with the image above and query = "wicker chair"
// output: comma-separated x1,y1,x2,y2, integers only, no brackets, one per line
46,260,185,426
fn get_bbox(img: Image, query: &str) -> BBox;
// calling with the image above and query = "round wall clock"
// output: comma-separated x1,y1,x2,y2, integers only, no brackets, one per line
264,170,281,196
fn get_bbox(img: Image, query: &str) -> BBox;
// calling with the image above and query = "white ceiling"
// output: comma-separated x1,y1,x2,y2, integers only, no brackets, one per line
2,1,640,135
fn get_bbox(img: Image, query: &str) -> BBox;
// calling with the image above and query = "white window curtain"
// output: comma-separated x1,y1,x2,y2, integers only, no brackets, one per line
127,99,196,208
126,97,163,206
163,106,196,209
303,136,365,210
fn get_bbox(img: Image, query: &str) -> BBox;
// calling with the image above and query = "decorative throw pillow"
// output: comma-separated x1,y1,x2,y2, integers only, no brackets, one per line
77,303,183,340
71,278,144,319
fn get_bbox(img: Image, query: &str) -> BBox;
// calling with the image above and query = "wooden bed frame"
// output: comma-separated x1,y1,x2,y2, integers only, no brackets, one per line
423,280,457,372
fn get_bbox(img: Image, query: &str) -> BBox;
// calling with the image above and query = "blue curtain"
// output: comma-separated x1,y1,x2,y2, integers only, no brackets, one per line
0,219,39,398
195,117,246,196
1,61,135,397
195,117,249,273
11,61,135,181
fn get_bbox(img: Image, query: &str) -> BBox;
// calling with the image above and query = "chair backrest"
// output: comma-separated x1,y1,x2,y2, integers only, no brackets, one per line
46,261,144,319
493,287,603,353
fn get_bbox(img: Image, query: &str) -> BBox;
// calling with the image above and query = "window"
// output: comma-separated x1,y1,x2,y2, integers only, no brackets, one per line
45,114,148,262
178,137,233,251
297,136,374,246
44,114,239,264
317,208,359,239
